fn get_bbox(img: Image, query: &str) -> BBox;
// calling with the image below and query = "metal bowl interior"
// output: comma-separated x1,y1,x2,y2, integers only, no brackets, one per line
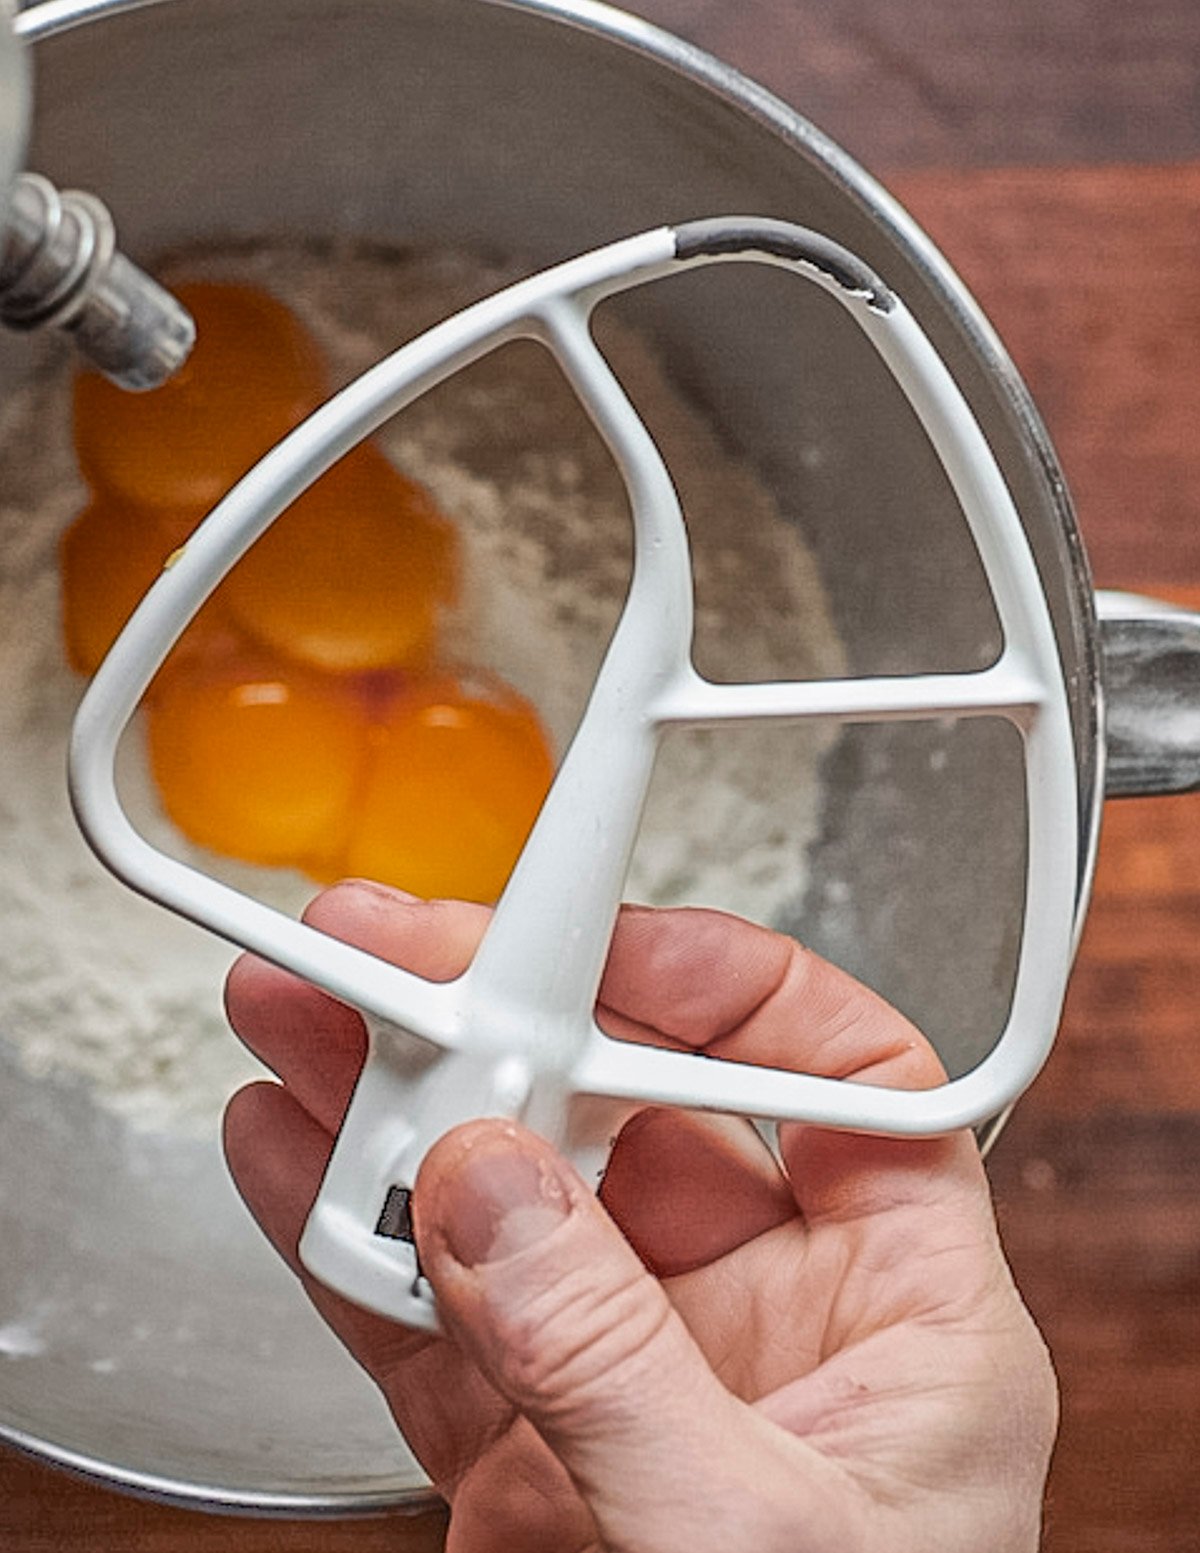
0,0,1098,1514
0,0,29,232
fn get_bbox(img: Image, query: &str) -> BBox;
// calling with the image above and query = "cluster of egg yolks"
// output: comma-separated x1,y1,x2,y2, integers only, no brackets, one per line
61,282,554,904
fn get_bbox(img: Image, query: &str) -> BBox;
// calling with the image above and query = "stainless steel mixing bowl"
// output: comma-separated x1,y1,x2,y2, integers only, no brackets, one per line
0,0,1192,1517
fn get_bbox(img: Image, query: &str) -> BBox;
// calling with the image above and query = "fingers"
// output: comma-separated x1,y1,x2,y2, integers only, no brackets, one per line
600,906,943,1090
227,886,978,1266
777,1127,991,1246
599,1109,794,1278
297,881,490,978
227,886,803,1291
599,906,990,1246
222,1081,428,1375
599,906,793,1048
223,959,366,1135
222,1081,323,1281
224,881,489,1132
229,893,939,1134
414,1118,843,1550
222,1078,517,1493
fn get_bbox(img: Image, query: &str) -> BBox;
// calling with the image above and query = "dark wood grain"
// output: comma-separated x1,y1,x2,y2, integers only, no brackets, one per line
883,164,1200,1549
640,0,1200,170
0,1453,448,1552
989,1111,1200,1553
889,165,1200,587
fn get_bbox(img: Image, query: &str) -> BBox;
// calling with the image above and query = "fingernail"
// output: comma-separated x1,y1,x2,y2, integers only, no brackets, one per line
342,879,423,905
435,1134,573,1267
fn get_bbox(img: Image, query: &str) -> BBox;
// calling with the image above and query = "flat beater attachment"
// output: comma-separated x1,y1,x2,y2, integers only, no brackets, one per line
68,218,1078,1329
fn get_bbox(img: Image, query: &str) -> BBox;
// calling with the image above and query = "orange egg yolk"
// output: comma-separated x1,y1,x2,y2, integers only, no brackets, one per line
223,441,459,673
63,279,553,903
146,657,369,874
59,496,228,676
73,282,327,516
340,676,555,903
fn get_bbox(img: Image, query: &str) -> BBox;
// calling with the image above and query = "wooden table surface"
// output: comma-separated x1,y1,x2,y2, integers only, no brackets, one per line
5,2,1200,1547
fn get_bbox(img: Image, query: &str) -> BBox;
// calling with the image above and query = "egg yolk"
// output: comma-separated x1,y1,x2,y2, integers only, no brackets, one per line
73,283,327,516
59,497,227,676
223,442,459,673
339,676,555,903
146,657,368,873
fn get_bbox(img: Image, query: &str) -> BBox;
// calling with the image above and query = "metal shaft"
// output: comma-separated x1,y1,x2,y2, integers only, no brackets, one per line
0,170,194,390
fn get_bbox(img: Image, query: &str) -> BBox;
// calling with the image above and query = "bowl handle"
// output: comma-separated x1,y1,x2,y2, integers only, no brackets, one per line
1099,590,1200,796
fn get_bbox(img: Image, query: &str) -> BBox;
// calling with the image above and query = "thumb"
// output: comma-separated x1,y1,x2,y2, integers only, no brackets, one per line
413,1119,801,1550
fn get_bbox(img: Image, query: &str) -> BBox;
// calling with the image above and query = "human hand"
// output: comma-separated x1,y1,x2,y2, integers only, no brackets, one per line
223,880,1056,1552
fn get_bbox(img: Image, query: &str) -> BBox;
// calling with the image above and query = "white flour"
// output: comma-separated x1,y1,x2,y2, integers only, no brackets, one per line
0,243,845,1133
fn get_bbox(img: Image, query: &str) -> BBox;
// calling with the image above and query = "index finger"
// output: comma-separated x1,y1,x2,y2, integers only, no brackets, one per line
225,880,490,1133
598,905,988,1234
600,905,944,1090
